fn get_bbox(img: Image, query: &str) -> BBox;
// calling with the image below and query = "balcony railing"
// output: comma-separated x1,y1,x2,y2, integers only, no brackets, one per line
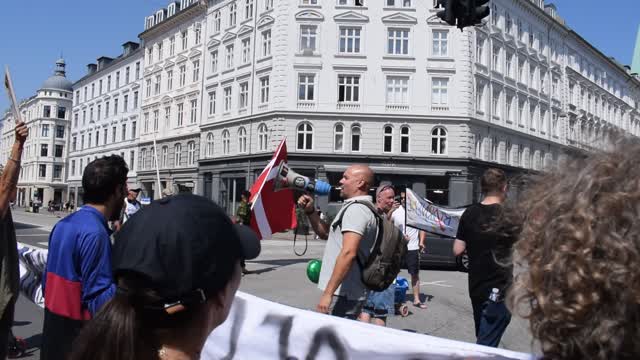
431,105,450,112
297,101,316,110
336,102,360,111
385,104,409,112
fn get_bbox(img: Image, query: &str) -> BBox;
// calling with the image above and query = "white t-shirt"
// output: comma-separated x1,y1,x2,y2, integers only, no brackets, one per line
391,206,420,251
122,199,141,223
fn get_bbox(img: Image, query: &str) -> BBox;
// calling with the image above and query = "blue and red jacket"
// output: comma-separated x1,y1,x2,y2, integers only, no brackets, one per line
41,206,116,360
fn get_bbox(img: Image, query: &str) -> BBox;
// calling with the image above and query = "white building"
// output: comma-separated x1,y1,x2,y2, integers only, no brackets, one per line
1,59,73,207
132,0,640,212
137,0,208,199
68,42,143,206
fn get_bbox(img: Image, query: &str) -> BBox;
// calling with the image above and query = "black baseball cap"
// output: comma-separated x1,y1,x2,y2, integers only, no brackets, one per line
112,194,260,312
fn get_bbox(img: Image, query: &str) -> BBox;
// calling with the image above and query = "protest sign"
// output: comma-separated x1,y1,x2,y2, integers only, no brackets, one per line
405,188,466,238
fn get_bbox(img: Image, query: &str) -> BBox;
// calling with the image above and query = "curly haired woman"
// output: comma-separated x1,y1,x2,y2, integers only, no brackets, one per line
506,137,640,360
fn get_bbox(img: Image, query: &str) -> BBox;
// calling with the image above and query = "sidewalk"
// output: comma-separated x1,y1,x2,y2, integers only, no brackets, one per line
12,206,68,230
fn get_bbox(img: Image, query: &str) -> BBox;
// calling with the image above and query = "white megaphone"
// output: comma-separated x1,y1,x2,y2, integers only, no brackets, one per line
273,163,332,195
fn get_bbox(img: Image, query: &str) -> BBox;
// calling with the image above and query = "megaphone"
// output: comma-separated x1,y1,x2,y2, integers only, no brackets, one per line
273,163,332,195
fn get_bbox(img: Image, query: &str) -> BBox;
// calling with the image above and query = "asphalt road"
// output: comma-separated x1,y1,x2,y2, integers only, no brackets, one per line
10,208,539,359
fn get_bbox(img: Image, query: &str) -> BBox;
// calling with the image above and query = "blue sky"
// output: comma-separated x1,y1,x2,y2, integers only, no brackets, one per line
1,0,638,112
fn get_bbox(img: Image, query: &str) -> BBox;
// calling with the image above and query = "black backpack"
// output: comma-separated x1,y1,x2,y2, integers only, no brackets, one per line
333,200,408,291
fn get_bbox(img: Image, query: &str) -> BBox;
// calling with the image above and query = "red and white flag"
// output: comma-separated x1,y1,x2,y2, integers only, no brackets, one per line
249,139,297,240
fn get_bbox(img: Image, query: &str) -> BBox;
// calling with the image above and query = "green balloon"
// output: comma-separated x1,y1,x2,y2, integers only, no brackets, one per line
306,259,322,284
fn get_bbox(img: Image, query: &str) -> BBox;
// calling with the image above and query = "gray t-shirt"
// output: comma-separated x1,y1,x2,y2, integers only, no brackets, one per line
318,195,377,300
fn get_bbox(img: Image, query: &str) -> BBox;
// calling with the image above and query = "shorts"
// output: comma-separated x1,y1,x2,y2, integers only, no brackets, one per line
405,250,420,276
362,283,396,318
331,295,367,320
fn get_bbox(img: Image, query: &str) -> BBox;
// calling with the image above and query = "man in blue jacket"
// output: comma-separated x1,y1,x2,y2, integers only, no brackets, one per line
41,155,128,360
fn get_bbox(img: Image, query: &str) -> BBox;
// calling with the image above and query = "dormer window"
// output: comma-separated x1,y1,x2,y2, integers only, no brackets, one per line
168,3,176,16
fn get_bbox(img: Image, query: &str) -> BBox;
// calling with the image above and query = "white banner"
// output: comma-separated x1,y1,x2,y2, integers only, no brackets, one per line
405,188,466,238
204,291,534,360
17,244,534,360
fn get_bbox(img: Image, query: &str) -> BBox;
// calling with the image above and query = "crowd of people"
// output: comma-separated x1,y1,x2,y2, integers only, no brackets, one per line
0,115,638,359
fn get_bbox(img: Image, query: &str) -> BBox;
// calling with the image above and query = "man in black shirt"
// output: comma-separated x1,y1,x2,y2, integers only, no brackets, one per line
453,168,513,347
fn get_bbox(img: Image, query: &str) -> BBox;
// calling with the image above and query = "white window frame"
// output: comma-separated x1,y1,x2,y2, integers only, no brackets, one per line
337,74,360,103
383,125,393,153
431,127,448,155
222,130,231,154
431,77,449,106
387,28,410,55
225,45,234,69
174,143,182,167
260,76,270,104
238,127,248,153
432,30,448,57
187,141,196,166
338,26,361,54
258,123,269,151
208,90,217,115
206,133,215,157
333,123,344,152
167,70,173,90
300,25,318,52
224,86,232,112
400,125,410,153
241,38,251,63
351,124,362,152
261,30,272,57
211,51,218,73
239,82,249,109
296,122,314,150
298,74,316,101
386,76,409,105
190,99,198,124
192,60,200,82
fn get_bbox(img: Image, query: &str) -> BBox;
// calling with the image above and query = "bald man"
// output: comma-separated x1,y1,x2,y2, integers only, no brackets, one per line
298,164,378,319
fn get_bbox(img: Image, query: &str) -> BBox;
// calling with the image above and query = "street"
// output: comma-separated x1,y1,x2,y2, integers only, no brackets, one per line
11,209,538,359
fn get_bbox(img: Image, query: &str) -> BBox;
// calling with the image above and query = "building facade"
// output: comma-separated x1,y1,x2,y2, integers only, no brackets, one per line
1,59,73,207
68,42,143,206
137,0,208,199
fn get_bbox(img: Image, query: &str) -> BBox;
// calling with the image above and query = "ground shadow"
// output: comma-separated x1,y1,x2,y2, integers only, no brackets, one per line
244,267,277,275
13,223,40,230
249,258,315,267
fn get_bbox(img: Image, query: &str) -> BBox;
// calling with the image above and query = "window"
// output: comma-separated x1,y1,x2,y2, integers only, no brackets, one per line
136,62,141,79
302,0,318,3
124,95,129,112
242,38,251,63
187,141,196,165
431,127,447,155
181,30,188,50
206,133,215,157
57,106,66,119
260,76,270,103
214,11,221,32
552,77,559,97
490,137,499,162
192,60,200,82
506,52,514,78
506,94,514,122
338,75,360,103
400,126,409,153
116,72,120,88
174,143,182,166
143,113,150,133
170,36,176,55
155,74,161,95
245,0,254,19
90,107,94,122
132,121,137,139
162,107,170,128
552,113,559,137
387,28,409,55
492,46,501,72
224,87,232,112
111,126,116,143
530,103,536,129
161,146,168,167
518,98,526,126
298,74,315,101
383,125,393,152
134,92,139,108
492,88,501,119
140,149,147,170
157,42,163,61
91,84,95,98
146,79,152,97
238,127,248,153
386,76,408,105
334,124,344,151
476,36,485,65
258,124,268,151
229,3,237,26
476,83,486,113
351,125,361,152
43,106,51,118
55,125,65,138
518,58,526,82
179,65,186,87
265,0,273,10
239,82,249,109
432,30,448,56
122,124,127,140
153,110,159,131
39,165,47,178
211,51,218,73
300,25,317,52
195,25,201,44
208,90,217,115
386,0,412,7
81,135,85,150
541,108,548,133
95,131,100,146
339,27,361,54
225,45,234,69
114,98,119,115
72,136,77,151
431,78,449,106
167,70,173,90
261,30,272,56
177,103,184,126
505,13,513,34
41,144,48,157
41,124,49,137
71,160,76,176
190,99,198,123
222,130,231,154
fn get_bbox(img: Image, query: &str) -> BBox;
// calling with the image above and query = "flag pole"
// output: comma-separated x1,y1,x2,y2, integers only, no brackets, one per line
4,66,22,123
152,132,163,199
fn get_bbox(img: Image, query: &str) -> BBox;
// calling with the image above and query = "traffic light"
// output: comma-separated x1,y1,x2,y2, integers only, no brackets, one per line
470,0,490,26
435,0,456,27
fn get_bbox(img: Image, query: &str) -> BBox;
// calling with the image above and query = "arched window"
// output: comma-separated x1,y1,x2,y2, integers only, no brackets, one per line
205,133,213,157
258,123,268,151
174,143,182,167
334,123,344,152
474,136,482,159
297,122,313,150
150,147,156,169
161,146,168,168
431,127,447,155
222,130,230,154
400,126,410,153
383,125,393,153
238,127,247,153
140,148,147,170
187,141,196,166
518,145,524,167
490,137,498,161
351,124,361,152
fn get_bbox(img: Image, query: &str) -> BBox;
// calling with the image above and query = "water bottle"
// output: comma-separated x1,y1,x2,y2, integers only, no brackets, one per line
489,288,500,302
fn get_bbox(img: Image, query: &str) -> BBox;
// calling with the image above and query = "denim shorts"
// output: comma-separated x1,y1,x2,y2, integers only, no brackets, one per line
362,283,396,318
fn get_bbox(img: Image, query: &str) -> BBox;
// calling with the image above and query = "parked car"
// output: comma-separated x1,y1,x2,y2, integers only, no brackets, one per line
419,233,468,272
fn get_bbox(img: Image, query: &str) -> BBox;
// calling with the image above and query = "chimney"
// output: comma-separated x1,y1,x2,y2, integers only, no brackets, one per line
87,63,97,75
122,41,140,56
97,56,114,71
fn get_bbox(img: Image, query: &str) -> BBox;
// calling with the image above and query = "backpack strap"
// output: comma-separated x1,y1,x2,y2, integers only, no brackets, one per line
332,200,384,271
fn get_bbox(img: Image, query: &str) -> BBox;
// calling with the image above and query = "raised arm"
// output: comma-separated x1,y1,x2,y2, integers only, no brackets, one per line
0,121,28,219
